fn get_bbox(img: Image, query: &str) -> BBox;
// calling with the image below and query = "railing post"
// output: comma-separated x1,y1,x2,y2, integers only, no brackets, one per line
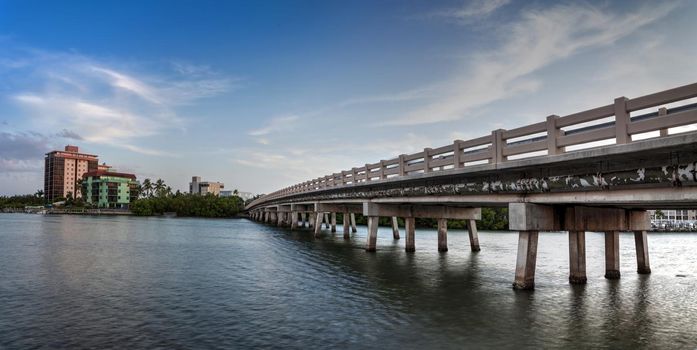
614,96,630,144
491,129,505,164
659,107,668,137
424,148,432,173
379,160,386,179
453,140,463,168
546,114,561,155
398,154,406,176
365,164,371,182
351,167,357,184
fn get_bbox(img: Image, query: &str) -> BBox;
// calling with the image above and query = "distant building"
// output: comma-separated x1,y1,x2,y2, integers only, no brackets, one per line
220,190,233,197
44,145,98,202
649,209,696,221
189,176,224,196
82,170,140,209
98,163,113,172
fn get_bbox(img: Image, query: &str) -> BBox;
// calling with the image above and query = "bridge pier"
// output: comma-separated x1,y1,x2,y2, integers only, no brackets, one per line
405,217,416,252
314,211,324,238
291,211,298,230
302,212,308,228
391,217,400,239
366,216,379,252
324,213,330,229
363,202,480,253
343,213,350,239
350,213,357,233
513,230,539,290
331,213,337,233
466,219,480,252
634,230,651,274
509,203,651,289
437,219,448,252
568,230,587,284
605,231,621,279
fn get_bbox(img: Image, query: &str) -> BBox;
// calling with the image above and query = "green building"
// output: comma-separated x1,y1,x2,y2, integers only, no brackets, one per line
82,170,140,209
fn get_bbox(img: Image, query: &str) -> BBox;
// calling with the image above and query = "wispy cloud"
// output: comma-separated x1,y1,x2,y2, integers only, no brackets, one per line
248,115,300,136
4,46,233,155
431,0,510,21
383,2,678,126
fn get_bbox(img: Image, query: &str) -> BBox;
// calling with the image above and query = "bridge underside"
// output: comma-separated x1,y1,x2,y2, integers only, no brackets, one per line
248,134,697,291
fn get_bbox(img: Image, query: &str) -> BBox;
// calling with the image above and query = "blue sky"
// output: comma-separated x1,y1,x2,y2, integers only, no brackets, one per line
1,0,696,195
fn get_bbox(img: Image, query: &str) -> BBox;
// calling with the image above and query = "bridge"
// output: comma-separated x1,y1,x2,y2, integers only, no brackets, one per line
246,82,697,290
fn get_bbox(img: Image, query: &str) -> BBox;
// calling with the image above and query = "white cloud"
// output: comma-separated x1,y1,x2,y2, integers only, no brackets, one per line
433,0,511,20
91,66,162,104
5,47,232,156
248,115,300,136
383,2,678,126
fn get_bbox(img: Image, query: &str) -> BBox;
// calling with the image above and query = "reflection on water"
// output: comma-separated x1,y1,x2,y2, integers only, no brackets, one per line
1,214,696,348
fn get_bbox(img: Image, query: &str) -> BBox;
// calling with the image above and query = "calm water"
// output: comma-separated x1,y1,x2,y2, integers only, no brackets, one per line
1,214,696,349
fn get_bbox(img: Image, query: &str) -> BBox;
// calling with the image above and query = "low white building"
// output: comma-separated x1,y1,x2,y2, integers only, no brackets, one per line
189,176,224,196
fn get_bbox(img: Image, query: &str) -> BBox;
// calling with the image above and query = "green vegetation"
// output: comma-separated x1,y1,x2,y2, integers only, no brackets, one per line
130,178,244,217
0,191,45,209
346,208,509,231
130,193,244,217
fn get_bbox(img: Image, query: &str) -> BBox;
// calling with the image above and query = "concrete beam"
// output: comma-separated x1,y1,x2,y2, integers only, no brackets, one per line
508,203,560,231
315,202,363,214
290,203,315,212
362,202,481,220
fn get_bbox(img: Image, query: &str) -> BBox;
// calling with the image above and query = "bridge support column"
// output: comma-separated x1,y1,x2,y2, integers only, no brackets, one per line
405,217,415,252
324,213,330,229
343,213,350,239
331,213,337,233
568,230,587,284
634,230,651,274
605,231,621,279
366,216,379,252
350,213,357,233
302,213,308,228
391,217,400,239
309,212,315,228
513,231,539,290
466,219,480,252
437,218,448,252
291,212,298,230
314,212,323,238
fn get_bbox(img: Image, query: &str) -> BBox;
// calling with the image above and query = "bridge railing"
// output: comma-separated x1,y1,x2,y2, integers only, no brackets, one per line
247,82,697,209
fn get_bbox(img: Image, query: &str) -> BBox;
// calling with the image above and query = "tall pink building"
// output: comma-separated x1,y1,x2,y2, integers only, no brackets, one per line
44,145,99,202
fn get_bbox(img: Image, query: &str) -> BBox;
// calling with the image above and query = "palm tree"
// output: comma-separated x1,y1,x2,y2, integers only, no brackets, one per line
165,186,172,197
154,179,166,197
141,178,152,198
35,190,44,198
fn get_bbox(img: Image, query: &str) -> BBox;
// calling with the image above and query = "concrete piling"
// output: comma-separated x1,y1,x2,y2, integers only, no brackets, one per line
437,218,448,252
513,230,539,290
314,212,323,238
568,230,587,284
605,231,621,279
405,217,415,252
343,212,350,239
331,213,337,233
634,230,651,274
366,216,379,252
391,217,400,240
350,213,357,233
466,219,480,252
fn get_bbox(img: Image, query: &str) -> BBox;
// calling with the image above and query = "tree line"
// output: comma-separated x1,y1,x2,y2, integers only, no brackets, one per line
130,178,244,217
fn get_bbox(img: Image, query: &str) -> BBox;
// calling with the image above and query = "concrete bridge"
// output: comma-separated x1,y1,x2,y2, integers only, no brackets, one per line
246,82,697,290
